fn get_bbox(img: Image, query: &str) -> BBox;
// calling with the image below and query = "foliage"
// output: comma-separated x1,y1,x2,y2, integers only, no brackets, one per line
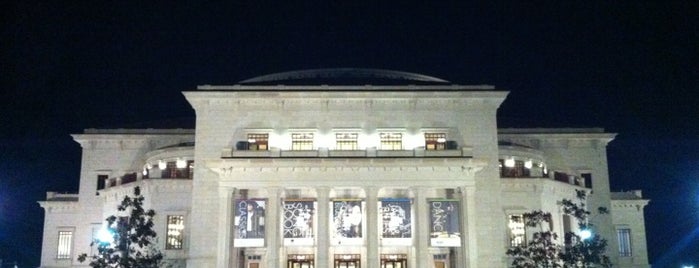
78,187,164,268
506,189,612,268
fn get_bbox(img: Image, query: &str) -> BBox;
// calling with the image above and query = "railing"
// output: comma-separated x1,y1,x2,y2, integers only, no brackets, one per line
222,147,473,158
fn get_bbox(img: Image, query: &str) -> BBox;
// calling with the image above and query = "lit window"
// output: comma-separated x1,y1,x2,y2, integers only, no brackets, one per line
57,231,73,259
291,133,314,150
508,215,526,247
166,215,185,250
161,161,194,179
500,160,531,178
425,133,447,150
617,228,632,257
380,133,402,150
336,133,358,150
247,133,269,150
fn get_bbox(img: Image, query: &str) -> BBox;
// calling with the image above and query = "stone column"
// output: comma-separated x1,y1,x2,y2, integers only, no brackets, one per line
266,187,281,268
461,186,478,268
216,187,235,268
413,186,430,268
365,187,379,268
316,187,330,267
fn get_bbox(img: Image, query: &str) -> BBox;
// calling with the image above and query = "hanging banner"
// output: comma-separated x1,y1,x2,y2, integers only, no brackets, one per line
331,199,364,245
380,198,412,246
428,199,461,247
283,199,315,246
233,199,266,247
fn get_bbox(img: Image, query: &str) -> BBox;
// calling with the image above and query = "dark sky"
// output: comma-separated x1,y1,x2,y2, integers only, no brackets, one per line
2,2,698,267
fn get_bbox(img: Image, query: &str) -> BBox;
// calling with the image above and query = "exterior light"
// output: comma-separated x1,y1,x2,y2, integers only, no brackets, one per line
158,160,166,170
543,165,548,174
146,163,152,169
437,138,446,143
142,168,148,176
580,229,592,240
248,139,256,143
96,228,114,244
176,159,187,169
504,158,515,168
524,160,533,169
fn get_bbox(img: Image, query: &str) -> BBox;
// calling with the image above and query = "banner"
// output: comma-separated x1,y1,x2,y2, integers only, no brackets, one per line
234,199,266,247
332,200,364,244
283,199,315,246
380,199,412,239
428,199,461,247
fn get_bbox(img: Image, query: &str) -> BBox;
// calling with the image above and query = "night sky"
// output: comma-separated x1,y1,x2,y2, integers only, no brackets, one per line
2,2,698,267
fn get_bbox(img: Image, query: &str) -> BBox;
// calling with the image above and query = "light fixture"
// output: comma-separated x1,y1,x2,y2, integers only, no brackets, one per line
146,163,153,169
248,139,256,143
97,228,114,244
176,159,187,169
142,168,148,176
504,158,515,168
543,165,548,174
524,160,533,169
580,229,592,240
437,138,446,143
158,160,166,170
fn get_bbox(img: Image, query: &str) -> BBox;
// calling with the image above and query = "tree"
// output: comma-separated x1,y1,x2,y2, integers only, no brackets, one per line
506,189,612,268
78,186,164,268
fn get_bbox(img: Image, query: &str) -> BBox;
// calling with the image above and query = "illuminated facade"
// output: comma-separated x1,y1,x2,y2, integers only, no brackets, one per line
38,69,650,268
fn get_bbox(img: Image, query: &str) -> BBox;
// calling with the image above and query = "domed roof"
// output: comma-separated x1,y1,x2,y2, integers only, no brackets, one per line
238,68,450,85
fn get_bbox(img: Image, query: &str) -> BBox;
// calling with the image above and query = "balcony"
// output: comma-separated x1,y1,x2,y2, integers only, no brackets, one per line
221,146,473,158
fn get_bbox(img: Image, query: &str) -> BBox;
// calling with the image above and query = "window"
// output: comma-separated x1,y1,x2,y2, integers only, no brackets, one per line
162,161,194,179
500,160,531,178
247,133,269,150
96,175,107,191
291,133,314,150
425,133,447,150
582,173,593,189
335,133,358,150
508,215,526,247
617,228,632,257
166,215,185,250
380,132,402,150
57,231,73,259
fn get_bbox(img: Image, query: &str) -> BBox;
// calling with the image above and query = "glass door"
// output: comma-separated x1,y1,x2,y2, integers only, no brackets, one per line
334,254,361,268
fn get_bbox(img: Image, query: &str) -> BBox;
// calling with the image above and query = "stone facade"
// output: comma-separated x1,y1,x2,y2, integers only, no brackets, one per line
38,69,650,268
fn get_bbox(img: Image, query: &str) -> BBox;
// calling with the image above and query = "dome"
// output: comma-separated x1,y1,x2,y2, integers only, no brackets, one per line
238,68,451,85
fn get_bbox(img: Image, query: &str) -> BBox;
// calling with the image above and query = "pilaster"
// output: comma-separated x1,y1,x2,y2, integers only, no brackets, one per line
365,186,379,268
217,187,235,268
316,187,330,267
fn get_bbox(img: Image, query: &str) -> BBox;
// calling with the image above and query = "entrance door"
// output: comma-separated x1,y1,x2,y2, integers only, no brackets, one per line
381,260,407,268
334,254,361,268
287,254,314,268
288,260,313,268
335,260,360,268
434,261,446,268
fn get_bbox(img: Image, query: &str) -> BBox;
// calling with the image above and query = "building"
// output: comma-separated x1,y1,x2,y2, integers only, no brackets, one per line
38,69,650,268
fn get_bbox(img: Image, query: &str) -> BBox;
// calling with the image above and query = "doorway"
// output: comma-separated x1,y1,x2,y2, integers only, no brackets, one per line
334,254,361,268
287,254,314,268
380,254,408,268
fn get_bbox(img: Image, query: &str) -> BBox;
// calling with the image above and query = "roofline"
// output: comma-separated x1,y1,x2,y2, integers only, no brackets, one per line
196,84,497,91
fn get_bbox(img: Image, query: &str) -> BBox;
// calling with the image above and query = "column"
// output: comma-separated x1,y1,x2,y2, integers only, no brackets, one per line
316,187,330,267
460,186,478,268
365,187,379,268
413,186,430,268
216,187,235,268
266,187,282,268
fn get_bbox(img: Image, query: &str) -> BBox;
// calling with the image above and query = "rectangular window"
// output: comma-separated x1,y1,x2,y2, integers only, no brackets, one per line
57,231,73,259
247,133,269,150
97,175,107,191
380,132,402,150
166,215,185,250
617,228,632,257
335,133,358,150
508,215,526,247
425,133,447,150
500,160,531,178
291,133,314,150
